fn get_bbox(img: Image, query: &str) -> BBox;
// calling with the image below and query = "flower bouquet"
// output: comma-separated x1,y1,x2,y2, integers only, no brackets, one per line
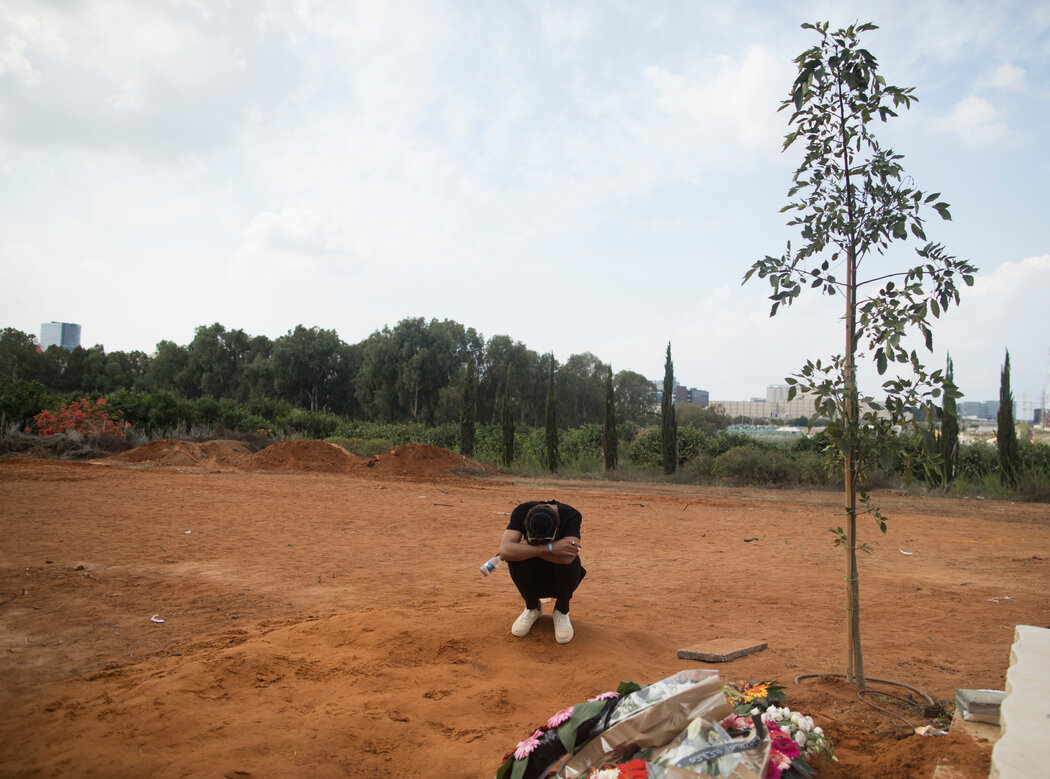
497,675,836,779
496,670,768,779
720,682,836,779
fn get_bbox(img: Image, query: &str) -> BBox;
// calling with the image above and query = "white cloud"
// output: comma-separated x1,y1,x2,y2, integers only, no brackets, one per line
541,4,592,48
975,62,1026,92
643,45,790,163
231,207,352,279
0,2,303,156
934,95,1009,148
924,255,1050,402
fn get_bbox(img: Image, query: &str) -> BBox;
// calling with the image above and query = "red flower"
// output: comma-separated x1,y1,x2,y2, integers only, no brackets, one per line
617,759,649,778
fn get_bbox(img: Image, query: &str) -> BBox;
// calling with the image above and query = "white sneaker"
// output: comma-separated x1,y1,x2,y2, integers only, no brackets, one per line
511,607,542,637
553,610,574,644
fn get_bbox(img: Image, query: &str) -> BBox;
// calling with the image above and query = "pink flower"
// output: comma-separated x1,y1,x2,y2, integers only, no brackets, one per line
588,691,620,702
720,713,752,731
771,733,801,761
547,706,574,729
513,729,544,760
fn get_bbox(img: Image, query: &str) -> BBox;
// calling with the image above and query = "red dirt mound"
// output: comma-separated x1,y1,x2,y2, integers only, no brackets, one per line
104,439,503,481
248,440,363,473
359,443,502,480
106,439,253,469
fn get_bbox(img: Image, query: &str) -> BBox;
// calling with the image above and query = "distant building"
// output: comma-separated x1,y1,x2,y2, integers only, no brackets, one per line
656,379,709,407
766,385,791,403
40,321,81,351
959,400,1001,420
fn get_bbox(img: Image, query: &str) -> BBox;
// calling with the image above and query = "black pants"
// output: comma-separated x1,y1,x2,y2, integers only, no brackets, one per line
508,558,586,614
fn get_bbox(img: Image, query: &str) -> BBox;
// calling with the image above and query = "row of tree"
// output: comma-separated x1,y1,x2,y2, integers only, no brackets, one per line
0,320,660,430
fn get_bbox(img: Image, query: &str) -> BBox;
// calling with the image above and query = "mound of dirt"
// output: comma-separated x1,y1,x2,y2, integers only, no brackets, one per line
248,440,364,473
104,439,503,481
359,443,502,480
106,439,253,469
117,439,255,469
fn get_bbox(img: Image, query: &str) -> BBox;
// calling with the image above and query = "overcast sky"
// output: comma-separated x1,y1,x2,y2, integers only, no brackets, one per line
2,1,1048,412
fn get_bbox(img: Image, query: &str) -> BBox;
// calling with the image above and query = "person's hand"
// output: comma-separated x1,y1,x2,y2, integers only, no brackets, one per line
549,538,581,564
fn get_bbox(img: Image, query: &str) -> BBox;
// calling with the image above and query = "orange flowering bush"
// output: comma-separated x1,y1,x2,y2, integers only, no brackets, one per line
28,397,131,439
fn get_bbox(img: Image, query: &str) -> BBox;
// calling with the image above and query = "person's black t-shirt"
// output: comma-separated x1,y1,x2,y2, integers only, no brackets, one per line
506,500,582,543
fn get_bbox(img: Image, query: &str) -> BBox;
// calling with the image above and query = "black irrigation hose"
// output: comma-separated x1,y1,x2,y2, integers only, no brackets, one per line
793,673,937,730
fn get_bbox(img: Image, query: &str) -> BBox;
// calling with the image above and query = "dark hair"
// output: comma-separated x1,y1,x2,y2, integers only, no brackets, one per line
524,504,559,543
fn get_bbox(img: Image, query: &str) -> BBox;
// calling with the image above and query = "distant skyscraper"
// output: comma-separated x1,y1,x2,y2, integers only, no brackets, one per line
40,321,81,351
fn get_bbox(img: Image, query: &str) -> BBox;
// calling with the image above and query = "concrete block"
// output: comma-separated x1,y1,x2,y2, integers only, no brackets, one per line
990,625,1050,779
676,638,767,663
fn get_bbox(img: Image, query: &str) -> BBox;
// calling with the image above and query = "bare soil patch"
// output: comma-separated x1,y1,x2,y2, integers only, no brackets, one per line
1,445,1047,777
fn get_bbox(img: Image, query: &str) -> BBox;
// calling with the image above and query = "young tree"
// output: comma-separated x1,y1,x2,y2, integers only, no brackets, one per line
545,359,559,473
460,354,477,458
997,350,1020,488
745,22,976,688
501,366,515,467
661,343,677,475
940,354,959,487
603,366,618,471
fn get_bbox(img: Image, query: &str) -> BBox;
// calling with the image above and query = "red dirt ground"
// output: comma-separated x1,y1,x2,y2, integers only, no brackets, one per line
1,441,1047,777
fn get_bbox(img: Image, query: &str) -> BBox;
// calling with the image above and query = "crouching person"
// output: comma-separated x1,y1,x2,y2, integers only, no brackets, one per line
498,500,585,644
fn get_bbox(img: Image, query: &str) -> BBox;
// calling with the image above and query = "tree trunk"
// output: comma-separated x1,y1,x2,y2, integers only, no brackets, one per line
843,245,866,690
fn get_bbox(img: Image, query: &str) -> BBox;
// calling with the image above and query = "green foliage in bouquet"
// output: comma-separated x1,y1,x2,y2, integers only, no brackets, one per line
723,680,788,715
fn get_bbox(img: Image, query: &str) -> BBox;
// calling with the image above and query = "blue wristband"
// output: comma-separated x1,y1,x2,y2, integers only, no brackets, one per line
548,542,553,554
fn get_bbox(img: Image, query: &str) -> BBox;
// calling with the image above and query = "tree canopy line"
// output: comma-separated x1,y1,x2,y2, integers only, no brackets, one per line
0,319,661,430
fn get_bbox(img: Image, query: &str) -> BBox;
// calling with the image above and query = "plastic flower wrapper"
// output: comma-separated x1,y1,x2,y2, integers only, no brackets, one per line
608,671,711,727
636,715,750,778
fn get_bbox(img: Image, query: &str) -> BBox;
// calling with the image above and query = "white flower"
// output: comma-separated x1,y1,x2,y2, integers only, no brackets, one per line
795,730,807,747
751,707,760,717
813,726,823,736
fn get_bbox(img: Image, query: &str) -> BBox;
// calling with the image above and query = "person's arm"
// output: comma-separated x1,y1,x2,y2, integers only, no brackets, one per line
498,529,580,564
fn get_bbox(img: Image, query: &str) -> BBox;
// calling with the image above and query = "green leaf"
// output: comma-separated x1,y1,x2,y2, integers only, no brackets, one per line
510,758,528,779
876,349,887,375
558,700,607,754
880,446,895,471
934,202,952,221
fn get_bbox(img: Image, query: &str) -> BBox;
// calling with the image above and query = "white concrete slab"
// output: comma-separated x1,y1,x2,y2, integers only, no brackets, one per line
989,625,1050,779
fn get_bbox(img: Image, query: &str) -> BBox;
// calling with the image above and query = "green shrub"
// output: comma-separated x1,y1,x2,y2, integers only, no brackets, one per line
711,445,796,485
957,441,996,481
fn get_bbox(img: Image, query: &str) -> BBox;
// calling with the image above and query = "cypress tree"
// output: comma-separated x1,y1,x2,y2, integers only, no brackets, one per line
501,366,515,467
997,349,1020,488
940,354,958,487
661,343,677,474
603,366,618,471
459,354,477,458
545,358,559,473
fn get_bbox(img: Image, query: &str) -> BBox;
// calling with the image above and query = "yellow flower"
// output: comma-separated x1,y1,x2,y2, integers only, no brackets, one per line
742,682,770,702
